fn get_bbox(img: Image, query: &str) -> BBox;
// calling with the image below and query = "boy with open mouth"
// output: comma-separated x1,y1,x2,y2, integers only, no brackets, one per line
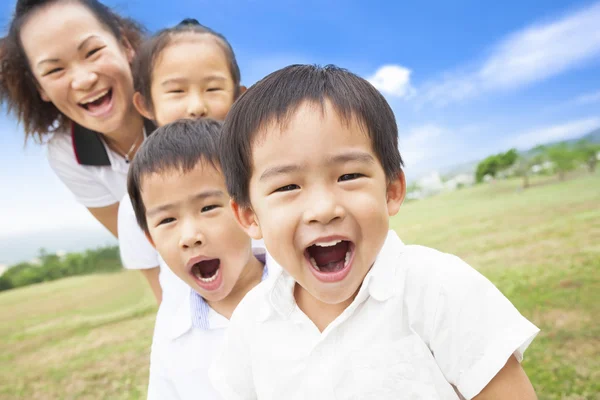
210,65,540,399
128,118,272,399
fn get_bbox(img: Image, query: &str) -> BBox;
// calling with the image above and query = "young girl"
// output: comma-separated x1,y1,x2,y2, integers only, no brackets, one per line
117,19,261,399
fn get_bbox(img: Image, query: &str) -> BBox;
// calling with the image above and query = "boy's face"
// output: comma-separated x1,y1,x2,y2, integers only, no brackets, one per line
144,36,237,126
238,101,405,306
143,162,254,302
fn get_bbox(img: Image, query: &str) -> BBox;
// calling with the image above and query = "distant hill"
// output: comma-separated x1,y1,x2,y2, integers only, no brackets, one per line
438,127,600,178
0,228,117,266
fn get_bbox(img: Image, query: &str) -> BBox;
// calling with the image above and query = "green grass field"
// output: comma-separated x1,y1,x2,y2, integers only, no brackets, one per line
1,172,598,399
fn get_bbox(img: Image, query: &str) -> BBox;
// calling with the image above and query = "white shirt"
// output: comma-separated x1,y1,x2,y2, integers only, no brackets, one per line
47,131,130,208
118,193,188,304
148,249,276,400
209,230,539,400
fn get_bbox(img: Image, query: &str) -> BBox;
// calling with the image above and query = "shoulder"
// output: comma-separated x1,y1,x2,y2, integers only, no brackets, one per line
396,244,472,284
230,274,276,325
46,130,76,163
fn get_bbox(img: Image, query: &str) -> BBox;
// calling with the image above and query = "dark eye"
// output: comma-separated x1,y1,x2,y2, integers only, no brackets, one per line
201,205,219,212
207,87,222,92
168,89,185,94
275,184,300,193
86,47,104,58
158,217,175,226
338,173,363,182
43,67,63,77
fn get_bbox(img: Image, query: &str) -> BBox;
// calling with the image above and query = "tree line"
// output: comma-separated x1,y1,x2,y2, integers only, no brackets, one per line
475,139,599,187
0,246,121,292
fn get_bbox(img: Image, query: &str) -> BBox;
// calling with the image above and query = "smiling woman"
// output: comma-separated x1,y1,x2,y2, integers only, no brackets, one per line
0,0,147,237
0,0,163,301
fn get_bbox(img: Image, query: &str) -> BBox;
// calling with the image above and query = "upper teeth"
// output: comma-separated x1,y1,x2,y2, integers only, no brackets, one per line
81,90,109,105
314,240,342,247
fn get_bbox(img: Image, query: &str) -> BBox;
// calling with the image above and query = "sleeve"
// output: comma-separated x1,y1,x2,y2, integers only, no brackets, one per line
117,194,161,270
416,253,539,399
46,134,118,208
209,297,258,399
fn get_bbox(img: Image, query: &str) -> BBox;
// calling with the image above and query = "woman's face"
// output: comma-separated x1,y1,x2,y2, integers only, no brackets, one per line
20,1,137,136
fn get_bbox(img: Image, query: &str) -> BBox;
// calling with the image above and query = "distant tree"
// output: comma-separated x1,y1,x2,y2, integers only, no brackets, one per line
0,245,122,292
475,149,519,183
498,148,518,170
575,139,600,173
514,156,532,189
542,144,577,181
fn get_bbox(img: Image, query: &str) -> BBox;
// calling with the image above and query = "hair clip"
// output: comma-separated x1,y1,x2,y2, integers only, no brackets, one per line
177,18,201,27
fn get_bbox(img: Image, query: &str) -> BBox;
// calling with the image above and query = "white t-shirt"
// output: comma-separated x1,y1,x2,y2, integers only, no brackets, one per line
47,131,129,208
148,249,276,400
118,193,188,301
210,230,540,400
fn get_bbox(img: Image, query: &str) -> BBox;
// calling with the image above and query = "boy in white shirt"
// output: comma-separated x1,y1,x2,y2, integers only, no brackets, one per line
210,64,540,399
128,118,272,399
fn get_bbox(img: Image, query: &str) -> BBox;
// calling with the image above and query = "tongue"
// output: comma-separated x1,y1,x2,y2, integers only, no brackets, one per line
198,259,220,278
309,241,349,272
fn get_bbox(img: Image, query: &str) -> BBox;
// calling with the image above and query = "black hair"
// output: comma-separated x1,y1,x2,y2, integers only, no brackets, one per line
219,64,404,207
128,118,222,233
132,18,241,112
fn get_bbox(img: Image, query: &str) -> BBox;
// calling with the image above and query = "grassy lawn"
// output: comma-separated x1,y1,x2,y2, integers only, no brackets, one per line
1,171,598,399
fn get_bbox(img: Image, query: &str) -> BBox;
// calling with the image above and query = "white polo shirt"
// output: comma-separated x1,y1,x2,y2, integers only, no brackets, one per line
210,230,539,400
148,249,276,400
46,121,154,208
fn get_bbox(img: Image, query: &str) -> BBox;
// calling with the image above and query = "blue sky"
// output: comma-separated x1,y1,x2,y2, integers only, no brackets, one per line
1,0,599,252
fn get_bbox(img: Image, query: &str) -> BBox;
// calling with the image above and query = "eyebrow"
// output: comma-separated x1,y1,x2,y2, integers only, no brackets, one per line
161,75,227,87
36,35,101,67
77,35,101,51
146,189,225,217
328,151,376,165
259,164,303,182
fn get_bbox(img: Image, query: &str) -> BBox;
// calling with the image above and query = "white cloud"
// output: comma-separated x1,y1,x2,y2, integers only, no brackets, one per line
399,124,446,167
507,117,600,149
367,65,415,98
421,1,600,106
575,89,600,105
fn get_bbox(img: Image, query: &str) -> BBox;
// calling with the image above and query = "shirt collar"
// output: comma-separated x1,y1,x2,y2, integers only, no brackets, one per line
71,119,156,166
168,247,270,340
259,230,405,322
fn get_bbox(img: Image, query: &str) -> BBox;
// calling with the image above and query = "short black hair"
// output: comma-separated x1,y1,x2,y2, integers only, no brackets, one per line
128,118,222,234
132,18,241,112
220,64,404,207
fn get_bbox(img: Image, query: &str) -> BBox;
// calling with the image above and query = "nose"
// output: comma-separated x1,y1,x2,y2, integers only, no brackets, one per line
188,93,208,118
71,66,97,91
179,218,204,249
302,185,345,225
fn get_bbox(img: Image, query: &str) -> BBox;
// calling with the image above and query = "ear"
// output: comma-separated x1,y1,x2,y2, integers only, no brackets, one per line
239,85,247,95
386,170,406,217
38,86,50,102
230,199,262,240
121,35,135,63
133,92,155,120
144,231,156,249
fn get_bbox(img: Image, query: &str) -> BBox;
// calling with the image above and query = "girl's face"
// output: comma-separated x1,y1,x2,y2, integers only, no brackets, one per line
143,35,238,127
20,1,137,136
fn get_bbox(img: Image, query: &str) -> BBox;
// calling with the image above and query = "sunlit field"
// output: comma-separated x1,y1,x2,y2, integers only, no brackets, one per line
1,172,598,399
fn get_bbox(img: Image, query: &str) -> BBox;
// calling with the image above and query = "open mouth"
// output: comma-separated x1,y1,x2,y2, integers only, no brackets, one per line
79,88,113,114
191,258,220,283
304,239,354,282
